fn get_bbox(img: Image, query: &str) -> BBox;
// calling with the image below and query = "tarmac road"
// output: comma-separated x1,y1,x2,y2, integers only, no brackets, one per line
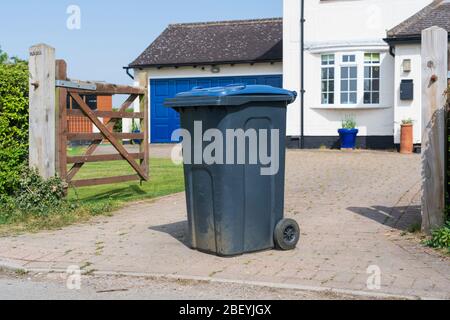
0,270,366,300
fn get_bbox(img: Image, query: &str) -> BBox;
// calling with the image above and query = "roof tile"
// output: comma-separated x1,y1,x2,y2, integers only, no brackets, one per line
387,0,450,38
129,18,282,68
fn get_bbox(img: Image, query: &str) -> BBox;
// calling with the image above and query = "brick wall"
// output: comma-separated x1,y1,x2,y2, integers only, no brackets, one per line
67,95,112,133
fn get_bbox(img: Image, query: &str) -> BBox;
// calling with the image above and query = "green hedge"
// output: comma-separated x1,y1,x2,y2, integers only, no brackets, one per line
0,57,29,195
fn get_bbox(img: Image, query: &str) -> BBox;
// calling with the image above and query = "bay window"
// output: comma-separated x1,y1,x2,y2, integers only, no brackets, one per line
319,52,382,107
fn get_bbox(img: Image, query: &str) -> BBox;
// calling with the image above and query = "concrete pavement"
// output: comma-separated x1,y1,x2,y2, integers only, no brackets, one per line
0,150,448,299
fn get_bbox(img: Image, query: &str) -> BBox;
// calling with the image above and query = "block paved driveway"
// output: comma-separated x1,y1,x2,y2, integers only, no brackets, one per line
1,150,449,299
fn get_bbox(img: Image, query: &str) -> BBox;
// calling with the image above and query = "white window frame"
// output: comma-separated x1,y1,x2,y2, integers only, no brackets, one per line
318,52,383,108
363,53,381,105
321,54,335,105
340,54,358,105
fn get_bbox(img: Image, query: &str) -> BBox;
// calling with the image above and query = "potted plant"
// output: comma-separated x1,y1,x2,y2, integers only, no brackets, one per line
400,118,414,154
338,115,358,150
131,120,142,145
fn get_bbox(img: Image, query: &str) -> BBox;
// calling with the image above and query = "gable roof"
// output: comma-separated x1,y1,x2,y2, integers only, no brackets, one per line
386,0,450,43
129,18,282,68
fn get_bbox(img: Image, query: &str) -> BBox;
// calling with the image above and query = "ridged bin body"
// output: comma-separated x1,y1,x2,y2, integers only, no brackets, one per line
165,85,296,256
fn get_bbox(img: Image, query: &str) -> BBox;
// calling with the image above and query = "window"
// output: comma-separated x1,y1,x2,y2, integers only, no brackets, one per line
321,54,335,104
67,94,97,110
340,54,357,104
343,54,356,63
364,53,380,104
318,52,383,107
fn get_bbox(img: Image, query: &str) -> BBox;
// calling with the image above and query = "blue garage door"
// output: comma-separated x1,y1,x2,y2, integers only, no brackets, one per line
150,75,283,143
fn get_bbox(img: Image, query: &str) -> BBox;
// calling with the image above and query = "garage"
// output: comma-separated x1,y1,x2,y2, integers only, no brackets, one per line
150,75,283,143
128,18,283,144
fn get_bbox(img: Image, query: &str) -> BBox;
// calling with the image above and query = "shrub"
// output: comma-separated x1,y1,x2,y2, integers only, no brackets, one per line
0,48,7,64
0,52,29,195
113,118,123,133
0,167,66,223
425,222,450,253
13,167,65,216
0,194,16,224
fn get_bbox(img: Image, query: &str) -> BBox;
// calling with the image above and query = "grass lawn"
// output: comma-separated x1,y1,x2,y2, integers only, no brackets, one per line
68,158,185,205
67,145,184,205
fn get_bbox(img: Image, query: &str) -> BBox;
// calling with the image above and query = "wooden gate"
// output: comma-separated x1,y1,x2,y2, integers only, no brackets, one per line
55,60,149,188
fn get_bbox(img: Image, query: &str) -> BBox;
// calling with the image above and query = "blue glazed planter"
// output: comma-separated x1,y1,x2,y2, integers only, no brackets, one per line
132,129,142,145
338,128,359,150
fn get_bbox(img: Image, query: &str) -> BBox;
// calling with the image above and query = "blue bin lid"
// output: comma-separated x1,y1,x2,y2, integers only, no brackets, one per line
165,84,297,108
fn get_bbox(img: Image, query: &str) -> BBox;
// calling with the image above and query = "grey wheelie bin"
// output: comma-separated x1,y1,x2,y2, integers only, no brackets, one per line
165,84,299,257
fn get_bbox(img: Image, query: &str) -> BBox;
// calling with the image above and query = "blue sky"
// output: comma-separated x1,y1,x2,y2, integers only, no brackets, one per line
0,0,281,87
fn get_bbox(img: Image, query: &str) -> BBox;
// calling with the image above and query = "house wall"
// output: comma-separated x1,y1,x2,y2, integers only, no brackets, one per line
142,63,283,79
127,63,283,139
283,0,433,147
283,0,301,136
304,0,432,43
393,44,423,144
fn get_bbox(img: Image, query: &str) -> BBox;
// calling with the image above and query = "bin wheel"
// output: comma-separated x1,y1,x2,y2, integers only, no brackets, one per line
274,219,300,251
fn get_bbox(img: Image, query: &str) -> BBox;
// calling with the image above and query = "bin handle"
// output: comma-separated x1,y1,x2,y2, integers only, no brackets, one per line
226,83,247,90
193,84,247,91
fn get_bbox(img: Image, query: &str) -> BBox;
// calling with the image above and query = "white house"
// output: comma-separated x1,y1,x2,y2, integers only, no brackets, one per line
385,0,450,145
283,0,434,149
129,0,448,149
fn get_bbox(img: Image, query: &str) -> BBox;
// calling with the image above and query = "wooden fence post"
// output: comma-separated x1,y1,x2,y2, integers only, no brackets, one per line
28,44,56,179
138,71,149,178
421,27,448,233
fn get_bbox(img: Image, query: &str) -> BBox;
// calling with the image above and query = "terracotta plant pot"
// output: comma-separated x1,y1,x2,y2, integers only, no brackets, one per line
400,124,414,154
